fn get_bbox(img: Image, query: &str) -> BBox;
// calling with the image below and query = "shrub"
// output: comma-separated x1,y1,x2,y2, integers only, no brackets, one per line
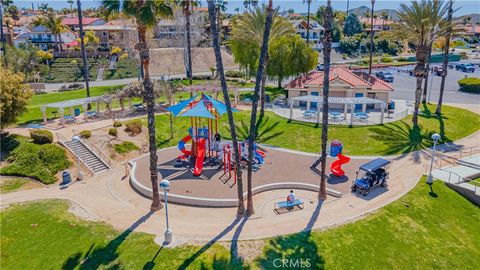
125,119,142,135
59,83,84,92
397,57,410,62
113,121,122,127
79,130,91,139
0,135,71,184
113,141,139,154
458,77,480,93
380,57,394,63
108,128,118,137
30,129,53,144
459,52,468,59
191,75,213,80
452,40,466,47
225,70,244,78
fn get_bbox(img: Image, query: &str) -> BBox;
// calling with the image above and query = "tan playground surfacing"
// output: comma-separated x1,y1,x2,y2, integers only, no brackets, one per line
131,144,374,207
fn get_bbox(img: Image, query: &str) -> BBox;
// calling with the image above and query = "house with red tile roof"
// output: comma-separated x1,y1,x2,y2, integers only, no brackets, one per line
284,66,393,110
359,17,394,32
62,17,106,31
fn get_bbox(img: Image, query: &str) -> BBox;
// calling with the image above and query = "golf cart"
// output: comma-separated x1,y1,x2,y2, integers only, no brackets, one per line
351,158,390,196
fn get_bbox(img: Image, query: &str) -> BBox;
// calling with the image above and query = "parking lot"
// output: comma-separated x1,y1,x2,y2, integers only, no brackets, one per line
358,60,480,105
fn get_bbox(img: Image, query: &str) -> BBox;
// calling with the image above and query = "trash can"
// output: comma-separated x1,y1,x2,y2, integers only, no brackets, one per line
388,101,395,110
62,171,71,185
265,94,270,103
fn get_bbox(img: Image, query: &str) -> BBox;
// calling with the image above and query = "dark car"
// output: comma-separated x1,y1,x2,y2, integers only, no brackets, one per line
455,63,475,73
316,64,325,71
433,66,444,76
351,158,390,196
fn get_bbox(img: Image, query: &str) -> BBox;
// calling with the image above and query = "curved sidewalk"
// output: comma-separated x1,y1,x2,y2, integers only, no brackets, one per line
1,131,479,242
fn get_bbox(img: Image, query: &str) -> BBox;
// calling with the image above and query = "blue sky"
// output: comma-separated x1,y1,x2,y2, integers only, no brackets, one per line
12,0,480,16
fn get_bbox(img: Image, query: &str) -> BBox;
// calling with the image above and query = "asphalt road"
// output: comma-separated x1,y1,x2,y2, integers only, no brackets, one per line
363,60,480,105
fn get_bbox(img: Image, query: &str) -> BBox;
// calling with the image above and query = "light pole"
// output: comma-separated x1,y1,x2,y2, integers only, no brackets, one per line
159,179,172,244
427,133,441,185
72,136,84,180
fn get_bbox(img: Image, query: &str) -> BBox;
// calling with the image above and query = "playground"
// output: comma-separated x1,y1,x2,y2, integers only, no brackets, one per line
130,93,374,207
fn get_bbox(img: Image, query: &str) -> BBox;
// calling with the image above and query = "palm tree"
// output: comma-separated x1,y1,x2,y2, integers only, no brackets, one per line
32,8,69,52
207,0,246,217
368,0,375,76
230,6,294,123
177,0,199,86
76,0,91,103
436,0,454,115
244,0,274,215
346,0,350,17
380,11,389,29
319,0,333,200
214,0,227,41
396,0,447,127
101,0,173,211
303,0,313,44
67,0,74,16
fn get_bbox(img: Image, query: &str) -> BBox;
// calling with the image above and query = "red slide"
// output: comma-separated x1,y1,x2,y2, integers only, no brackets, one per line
330,153,351,177
193,138,206,176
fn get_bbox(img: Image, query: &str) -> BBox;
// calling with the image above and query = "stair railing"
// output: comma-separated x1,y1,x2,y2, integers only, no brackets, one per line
71,129,111,168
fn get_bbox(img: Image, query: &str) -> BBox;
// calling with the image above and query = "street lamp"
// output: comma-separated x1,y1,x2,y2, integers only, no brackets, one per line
72,136,84,181
159,179,172,244
427,133,441,185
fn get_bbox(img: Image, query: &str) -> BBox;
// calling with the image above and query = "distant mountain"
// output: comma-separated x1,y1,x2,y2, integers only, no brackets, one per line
455,14,480,25
348,6,399,21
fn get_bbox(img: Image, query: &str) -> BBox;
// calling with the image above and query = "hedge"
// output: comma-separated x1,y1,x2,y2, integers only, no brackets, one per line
458,77,480,93
30,129,53,144
380,57,394,63
225,70,244,78
79,130,91,139
125,119,143,135
114,141,140,154
0,135,71,184
113,121,122,127
108,128,118,137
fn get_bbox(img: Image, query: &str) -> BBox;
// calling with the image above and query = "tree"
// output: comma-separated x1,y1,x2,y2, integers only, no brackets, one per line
67,0,74,15
207,0,246,217
268,34,318,88
368,0,375,76
436,0,454,115
380,11,389,29
32,8,68,52
396,0,447,127
319,0,333,200
101,0,173,211
0,68,33,131
77,0,92,109
244,0,274,215
177,0,199,87
343,13,363,36
303,0,314,44
230,5,294,122
36,49,53,78
213,0,227,41
1,0,14,65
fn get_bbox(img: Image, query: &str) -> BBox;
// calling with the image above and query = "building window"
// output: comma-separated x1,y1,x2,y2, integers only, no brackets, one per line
102,31,107,37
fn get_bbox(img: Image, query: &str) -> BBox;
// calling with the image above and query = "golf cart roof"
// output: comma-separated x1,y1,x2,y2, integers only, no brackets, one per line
359,158,391,172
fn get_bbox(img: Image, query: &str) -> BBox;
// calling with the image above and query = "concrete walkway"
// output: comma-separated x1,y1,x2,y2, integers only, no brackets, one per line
2,128,479,242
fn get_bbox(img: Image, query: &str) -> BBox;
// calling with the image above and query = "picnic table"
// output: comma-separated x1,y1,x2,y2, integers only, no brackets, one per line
303,110,317,119
86,111,97,118
64,115,75,123
329,112,344,122
354,112,369,122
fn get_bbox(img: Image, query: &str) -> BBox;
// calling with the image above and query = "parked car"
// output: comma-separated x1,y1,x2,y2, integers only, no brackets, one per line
455,63,475,73
316,64,325,71
351,158,390,196
375,71,394,82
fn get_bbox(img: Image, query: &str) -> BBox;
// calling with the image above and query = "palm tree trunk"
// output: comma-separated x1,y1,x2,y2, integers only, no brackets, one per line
319,0,333,200
306,1,311,44
185,1,193,86
436,0,453,116
58,33,64,52
77,0,91,107
138,25,162,211
412,46,427,127
0,4,6,67
422,41,433,104
207,0,245,217
368,0,375,76
258,54,268,127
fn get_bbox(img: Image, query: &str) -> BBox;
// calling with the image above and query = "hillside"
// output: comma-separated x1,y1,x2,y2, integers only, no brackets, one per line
349,6,399,21
456,13,480,25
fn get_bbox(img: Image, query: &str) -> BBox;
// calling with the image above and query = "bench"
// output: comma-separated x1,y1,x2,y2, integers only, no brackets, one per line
274,199,304,214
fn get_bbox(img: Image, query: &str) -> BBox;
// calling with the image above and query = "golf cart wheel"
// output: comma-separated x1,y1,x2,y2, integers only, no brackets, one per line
362,190,369,196
351,185,357,192
381,181,387,187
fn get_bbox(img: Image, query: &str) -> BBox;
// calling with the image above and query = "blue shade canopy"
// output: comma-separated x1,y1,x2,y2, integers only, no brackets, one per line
166,95,197,116
202,94,239,115
179,101,215,119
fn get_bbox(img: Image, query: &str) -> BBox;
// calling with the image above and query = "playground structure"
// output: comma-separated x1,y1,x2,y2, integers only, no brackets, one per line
311,140,351,178
166,93,266,188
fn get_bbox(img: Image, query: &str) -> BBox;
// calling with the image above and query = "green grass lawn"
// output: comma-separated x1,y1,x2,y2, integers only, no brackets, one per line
0,177,30,193
469,178,480,187
256,178,480,269
155,103,479,156
0,200,234,269
1,179,478,269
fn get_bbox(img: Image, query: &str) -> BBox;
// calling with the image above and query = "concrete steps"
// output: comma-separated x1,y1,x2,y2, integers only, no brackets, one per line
64,140,109,173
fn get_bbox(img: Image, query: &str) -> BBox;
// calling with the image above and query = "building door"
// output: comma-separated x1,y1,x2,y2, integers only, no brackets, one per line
311,91,319,109
367,93,376,109
355,93,363,110
300,91,308,107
